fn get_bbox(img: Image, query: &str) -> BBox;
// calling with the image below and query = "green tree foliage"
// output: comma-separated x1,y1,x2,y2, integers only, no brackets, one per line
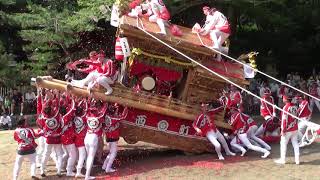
0,0,319,87
168,0,320,76
0,0,29,87
10,0,115,78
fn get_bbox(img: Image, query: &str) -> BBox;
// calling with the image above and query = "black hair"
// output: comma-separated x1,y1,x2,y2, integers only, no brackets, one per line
43,106,52,114
75,107,83,116
17,118,26,127
60,106,67,115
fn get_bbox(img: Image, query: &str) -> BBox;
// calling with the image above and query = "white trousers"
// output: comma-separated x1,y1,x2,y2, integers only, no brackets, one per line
255,117,276,137
231,133,269,155
76,146,87,174
71,71,99,88
41,143,63,174
298,117,311,141
247,125,271,150
149,15,167,34
210,30,230,61
279,131,299,163
84,133,99,179
62,144,77,174
310,98,320,112
13,153,36,180
102,141,118,171
36,136,45,165
96,76,114,92
206,130,233,159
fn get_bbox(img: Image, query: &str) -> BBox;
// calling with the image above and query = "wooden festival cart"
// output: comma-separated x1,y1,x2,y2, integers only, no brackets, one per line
33,15,249,153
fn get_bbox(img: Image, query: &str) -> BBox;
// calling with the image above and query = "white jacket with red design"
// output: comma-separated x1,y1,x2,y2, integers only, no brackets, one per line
298,100,312,120
86,103,108,136
229,91,242,108
14,127,41,155
260,96,275,118
229,112,248,135
281,102,298,134
104,107,128,139
202,11,230,35
193,107,223,136
61,99,76,145
149,0,170,20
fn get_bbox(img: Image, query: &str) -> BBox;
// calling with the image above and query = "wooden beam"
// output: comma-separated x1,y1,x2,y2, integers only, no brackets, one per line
34,77,232,129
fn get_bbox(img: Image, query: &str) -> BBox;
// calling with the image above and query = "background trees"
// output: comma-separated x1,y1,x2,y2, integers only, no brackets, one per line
0,0,319,87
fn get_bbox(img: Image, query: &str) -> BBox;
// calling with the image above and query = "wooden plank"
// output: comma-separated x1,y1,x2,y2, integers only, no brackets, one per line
181,68,194,102
120,122,213,153
120,16,215,57
34,77,232,129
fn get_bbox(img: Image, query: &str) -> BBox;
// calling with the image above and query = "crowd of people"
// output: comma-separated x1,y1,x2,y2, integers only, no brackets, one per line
13,88,127,180
12,76,318,179
8,1,320,179
0,88,36,130
204,81,314,165
244,72,320,115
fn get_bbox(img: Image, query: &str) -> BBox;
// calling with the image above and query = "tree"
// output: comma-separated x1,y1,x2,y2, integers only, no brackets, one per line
0,0,29,87
169,0,320,76
1,0,319,86
11,0,116,78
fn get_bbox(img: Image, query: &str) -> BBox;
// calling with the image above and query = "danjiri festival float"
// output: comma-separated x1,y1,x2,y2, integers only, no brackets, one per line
11,0,320,180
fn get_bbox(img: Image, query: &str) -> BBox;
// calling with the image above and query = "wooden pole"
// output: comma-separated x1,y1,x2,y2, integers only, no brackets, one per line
33,77,231,129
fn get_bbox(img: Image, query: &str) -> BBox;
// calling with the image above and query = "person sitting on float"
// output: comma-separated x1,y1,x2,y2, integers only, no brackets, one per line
193,6,231,61
128,0,170,35
71,53,119,96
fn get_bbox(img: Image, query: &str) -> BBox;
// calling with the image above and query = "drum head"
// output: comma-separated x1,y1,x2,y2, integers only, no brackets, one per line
141,76,156,91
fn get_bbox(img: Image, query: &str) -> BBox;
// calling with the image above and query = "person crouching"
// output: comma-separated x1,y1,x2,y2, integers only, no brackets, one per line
193,104,235,160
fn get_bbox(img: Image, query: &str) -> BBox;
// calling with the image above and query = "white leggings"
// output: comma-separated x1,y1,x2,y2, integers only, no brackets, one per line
77,146,87,170
41,143,63,174
231,133,269,155
279,131,299,163
298,118,311,143
36,136,45,165
102,141,118,171
13,153,36,180
247,125,271,150
206,130,233,159
84,133,99,178
62,144,77,174
209,30,230,61
71,71,99,88
96,76,114,92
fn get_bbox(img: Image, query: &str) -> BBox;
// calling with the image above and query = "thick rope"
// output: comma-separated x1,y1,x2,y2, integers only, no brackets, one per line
195,32,320,102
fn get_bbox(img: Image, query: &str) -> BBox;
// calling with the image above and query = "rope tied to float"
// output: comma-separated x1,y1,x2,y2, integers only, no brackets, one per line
195,32,320,103
134,17,320,146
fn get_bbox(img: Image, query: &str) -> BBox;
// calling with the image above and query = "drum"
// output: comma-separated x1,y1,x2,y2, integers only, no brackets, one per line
141,76,156,91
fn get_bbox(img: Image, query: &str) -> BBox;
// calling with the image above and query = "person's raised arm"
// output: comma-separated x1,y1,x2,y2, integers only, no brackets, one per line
77,65,96,74
62,98,75,124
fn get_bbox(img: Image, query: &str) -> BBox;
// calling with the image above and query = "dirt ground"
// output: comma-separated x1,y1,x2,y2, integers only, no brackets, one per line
1,114,320,180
